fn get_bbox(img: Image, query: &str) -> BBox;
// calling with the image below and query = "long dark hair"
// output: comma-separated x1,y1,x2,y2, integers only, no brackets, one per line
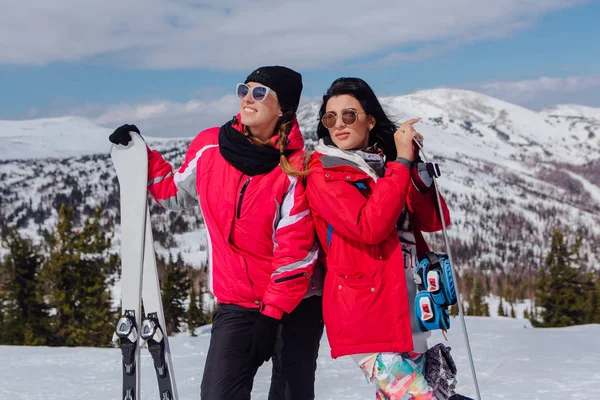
316,77,398,162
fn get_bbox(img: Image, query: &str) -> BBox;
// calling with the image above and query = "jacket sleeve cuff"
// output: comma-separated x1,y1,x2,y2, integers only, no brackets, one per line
394,157,413,169
261,304,284,320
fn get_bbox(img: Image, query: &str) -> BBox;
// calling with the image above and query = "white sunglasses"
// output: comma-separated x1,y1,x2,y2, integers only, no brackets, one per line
236,83,276,102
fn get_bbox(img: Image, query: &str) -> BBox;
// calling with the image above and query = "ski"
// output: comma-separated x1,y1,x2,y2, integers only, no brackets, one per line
140,206,178,400
111,132,148,400
111,131,178,400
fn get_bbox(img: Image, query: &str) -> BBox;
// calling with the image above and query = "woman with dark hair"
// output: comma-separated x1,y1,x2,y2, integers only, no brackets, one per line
306,77,452,399
109,66,323,400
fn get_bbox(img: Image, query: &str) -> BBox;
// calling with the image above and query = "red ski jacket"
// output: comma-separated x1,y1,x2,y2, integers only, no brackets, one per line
146,117,318,320
306,142,450,358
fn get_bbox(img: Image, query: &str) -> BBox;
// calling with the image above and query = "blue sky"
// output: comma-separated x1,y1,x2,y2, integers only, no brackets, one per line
1,0,599,136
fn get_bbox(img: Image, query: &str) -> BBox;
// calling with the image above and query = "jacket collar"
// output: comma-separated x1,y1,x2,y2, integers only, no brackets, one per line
314,139,380,182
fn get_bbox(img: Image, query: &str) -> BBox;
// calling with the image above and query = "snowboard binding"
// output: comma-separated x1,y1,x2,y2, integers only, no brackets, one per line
414,252,457,332
411,157,441,193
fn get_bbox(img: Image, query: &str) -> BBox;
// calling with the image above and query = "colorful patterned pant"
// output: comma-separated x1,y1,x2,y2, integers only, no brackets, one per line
357,352,434,400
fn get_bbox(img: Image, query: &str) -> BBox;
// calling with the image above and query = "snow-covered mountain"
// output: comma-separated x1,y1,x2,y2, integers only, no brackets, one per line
0,117,112,160
1,89,599,273
0,133,204,267
381,89,599,163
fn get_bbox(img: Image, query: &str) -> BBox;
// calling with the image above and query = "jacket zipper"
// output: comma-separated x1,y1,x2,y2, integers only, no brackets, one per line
274,272,311,284
236,177,252,219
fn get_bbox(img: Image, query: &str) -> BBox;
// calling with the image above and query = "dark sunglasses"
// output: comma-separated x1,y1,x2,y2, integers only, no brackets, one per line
321,108,366,129
236,83,275,102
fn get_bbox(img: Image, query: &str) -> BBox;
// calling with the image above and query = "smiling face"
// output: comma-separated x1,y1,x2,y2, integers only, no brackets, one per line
239,82,282,139
324,94,375,150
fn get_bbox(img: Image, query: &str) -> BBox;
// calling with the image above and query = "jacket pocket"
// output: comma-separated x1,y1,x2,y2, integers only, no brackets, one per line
328,261,377,285
328,272,379,348
338,275,375,291
274,272,311,284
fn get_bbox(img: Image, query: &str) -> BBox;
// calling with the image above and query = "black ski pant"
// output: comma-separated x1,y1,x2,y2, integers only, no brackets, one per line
268,295,324,400
200,303,259,400
200,296,324,400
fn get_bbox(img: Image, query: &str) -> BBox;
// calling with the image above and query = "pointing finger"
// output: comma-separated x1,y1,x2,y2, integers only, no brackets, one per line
402,118,421,126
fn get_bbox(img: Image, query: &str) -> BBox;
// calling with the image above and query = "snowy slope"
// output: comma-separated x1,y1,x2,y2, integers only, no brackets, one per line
543,104,600,120
0,317,598,399
541,104,600,159
0,117,112,160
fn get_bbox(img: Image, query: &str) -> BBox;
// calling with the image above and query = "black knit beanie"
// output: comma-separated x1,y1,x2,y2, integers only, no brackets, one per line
245,66,303,118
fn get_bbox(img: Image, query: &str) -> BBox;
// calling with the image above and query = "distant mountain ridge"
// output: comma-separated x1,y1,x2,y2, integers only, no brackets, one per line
1,89,599,276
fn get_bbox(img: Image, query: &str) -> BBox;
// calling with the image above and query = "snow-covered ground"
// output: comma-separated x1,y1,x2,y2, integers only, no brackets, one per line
1,317,598,399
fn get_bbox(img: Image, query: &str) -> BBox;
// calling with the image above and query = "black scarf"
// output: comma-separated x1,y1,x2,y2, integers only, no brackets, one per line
218,119,283,176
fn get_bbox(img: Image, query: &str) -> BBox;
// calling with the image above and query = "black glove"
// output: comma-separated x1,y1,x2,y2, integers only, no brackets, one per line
248,313,280,368
109,124,140,146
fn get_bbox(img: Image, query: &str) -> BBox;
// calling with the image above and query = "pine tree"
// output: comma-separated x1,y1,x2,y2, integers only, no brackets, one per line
197,285,209,325
187,286,204,336
503,286,514,305
463,273,474,299
449,304,458,316
467,278,488,316
523,309,529,319
0,229,50,345
43,205,117,347
530,304,537,321
588,274,600,324
595,277,600,323
510,304,516,318
535,228,594,327
497,298,506,317
0,290,6,343
162,253,191,336
206,301,216,324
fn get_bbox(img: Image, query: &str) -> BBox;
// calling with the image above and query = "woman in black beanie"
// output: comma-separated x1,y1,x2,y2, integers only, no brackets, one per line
109,66,324,400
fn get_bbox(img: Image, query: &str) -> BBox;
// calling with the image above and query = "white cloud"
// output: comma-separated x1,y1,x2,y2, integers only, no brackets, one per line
89,94,240,137
476,74,600,109
358,42,460,68
0,0,586,70
68,93,318,138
